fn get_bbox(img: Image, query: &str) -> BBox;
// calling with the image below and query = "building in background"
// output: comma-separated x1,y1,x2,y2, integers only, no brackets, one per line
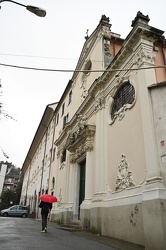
20,102,57,214
0,161,20,194
0,162,8,195
21,12,166,250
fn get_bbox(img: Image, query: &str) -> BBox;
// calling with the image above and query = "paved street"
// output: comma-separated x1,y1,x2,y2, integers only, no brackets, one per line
0,217,145,250
0,217,117,250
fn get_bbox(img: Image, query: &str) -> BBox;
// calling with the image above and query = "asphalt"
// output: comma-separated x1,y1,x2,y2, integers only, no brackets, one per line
0,216,145,250
42,219,145,250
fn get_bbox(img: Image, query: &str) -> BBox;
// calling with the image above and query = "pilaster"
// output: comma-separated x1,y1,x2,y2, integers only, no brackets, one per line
136,41,162,184
93,96,106,200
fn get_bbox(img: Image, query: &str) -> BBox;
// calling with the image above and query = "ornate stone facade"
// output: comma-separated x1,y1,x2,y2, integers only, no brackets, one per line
115,154,135,191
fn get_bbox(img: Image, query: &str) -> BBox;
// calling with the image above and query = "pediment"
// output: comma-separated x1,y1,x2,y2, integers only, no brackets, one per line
66,124,96,153
72,15,112,81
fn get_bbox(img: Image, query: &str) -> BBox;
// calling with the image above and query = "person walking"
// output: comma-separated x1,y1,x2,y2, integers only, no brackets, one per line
39,201,52,232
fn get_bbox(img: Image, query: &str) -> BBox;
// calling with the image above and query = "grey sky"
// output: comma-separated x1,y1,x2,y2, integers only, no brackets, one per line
0,0,165,167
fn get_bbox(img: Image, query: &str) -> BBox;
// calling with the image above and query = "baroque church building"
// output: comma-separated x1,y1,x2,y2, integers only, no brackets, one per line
21,12,166,250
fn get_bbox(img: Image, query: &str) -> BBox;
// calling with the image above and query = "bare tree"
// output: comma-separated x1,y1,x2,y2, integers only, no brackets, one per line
0,79,17,160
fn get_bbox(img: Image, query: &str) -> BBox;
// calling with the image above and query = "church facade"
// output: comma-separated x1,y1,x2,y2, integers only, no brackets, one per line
21,12,166,250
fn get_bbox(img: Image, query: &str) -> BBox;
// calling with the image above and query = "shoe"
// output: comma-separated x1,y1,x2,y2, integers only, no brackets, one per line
44,228,47,232
41,230,45,232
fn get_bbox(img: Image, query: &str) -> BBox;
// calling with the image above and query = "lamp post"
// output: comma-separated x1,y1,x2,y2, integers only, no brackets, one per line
0,0,46,17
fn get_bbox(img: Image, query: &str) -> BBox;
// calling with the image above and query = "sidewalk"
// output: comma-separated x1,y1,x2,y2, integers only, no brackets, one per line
39,219,145,250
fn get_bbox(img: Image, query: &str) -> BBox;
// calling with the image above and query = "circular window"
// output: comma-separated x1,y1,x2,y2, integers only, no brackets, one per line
108,81,136,125
111,82,135,119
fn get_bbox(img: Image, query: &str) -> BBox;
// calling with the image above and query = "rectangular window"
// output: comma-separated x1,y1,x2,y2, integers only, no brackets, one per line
68,90,72,105
62,103,65,116
52,147,56,161
56,113,59,125
66,113,69,123
63,113,69,129
63,116,67,129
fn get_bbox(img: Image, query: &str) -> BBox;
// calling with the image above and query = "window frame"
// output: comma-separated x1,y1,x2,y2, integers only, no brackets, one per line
107,80,136,125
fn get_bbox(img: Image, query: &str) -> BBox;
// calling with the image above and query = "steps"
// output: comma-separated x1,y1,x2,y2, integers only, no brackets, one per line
59,220,83,231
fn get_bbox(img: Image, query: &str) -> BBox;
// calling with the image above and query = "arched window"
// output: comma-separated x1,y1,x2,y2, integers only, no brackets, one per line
111,81,135,120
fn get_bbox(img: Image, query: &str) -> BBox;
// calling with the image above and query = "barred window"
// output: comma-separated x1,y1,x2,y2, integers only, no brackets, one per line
111,82,135,119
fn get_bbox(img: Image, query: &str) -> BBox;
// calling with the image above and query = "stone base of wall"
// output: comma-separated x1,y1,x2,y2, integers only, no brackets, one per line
80,198,166,250
50,210,73,225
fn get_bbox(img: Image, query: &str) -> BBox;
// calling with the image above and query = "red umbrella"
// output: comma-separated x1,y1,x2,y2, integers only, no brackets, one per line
39,194,57,203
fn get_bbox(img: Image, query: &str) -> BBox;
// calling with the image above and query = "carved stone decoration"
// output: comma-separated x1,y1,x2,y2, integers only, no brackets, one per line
113,105,127,121
98,15,112,40
81,89,88,102
104,39,112,68
59,161,66,170
94,97,105,112
134,47,156,67
77,114,87,128
81,75,88,102
115,154,135,191
66,124,96,164
70,153,77,164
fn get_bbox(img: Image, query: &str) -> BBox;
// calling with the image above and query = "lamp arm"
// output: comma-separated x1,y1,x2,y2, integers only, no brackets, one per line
0,0,26,8
0,0,46,17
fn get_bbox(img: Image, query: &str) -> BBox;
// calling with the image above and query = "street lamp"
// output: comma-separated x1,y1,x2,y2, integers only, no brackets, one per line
0,0,46,17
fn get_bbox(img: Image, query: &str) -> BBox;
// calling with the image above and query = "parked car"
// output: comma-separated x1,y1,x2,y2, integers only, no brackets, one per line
0,205,28,218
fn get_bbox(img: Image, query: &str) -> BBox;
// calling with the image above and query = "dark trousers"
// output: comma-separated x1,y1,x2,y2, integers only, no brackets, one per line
41,213,48,230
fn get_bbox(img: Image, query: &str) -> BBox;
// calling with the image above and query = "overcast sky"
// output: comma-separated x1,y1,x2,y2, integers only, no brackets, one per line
0,0,165,167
